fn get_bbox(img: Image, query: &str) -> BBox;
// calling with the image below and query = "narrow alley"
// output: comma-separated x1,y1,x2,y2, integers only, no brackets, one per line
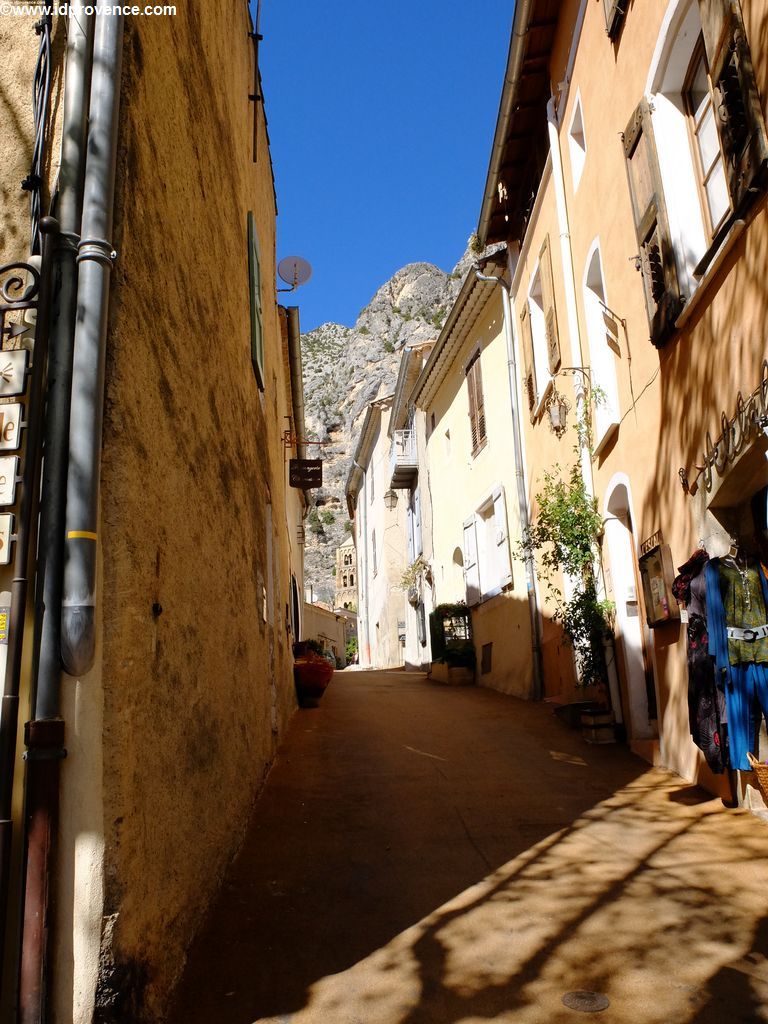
169,671,768,1024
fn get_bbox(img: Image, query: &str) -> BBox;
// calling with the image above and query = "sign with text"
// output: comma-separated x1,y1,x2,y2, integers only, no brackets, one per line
0,404,21,451
0,458,18,506
0,515,13,568
0,352,28,398
289,458,323,488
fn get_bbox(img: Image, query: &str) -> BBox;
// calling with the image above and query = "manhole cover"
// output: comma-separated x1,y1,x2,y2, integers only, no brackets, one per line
562,991,610,1012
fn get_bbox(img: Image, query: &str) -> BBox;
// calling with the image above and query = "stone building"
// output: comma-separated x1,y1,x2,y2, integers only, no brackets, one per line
334,534,357,609
0,4,307,1020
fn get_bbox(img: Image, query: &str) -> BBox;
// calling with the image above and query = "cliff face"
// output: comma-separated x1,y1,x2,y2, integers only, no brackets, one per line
301,251,473,603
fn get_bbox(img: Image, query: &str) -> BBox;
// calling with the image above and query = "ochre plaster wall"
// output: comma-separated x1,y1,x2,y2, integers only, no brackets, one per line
512,0,768,792
48,6,301,1019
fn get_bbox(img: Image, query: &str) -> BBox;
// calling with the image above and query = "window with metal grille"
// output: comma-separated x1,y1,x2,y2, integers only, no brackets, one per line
481,643,493,675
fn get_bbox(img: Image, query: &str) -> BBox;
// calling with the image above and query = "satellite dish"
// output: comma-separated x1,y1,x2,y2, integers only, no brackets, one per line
278,256,313,291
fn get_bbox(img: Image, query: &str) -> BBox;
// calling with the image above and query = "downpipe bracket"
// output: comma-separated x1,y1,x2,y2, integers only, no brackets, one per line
22,719,66,762
76,236,117,266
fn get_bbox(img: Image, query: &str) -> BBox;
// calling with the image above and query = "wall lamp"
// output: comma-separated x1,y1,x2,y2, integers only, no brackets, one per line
383,489,399,511
546,366,591,438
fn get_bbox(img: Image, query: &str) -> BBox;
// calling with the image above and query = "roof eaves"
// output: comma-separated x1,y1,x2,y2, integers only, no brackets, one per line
477,0,538,247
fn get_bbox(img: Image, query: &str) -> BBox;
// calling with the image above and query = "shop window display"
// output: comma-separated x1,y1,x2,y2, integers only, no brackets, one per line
674,486,768,774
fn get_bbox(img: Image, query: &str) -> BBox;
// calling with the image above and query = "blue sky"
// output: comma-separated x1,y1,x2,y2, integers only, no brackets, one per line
257,2,513,332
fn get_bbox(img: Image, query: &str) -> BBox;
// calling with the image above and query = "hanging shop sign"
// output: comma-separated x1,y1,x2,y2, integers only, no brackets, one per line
680,360,768,495
0,457,18,507
0,405,21,451
638,530,679,628
0,351,28,398
289,458,322,488
0,516,12,568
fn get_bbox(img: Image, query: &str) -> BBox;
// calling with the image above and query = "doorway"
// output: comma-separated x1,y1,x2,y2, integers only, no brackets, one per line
603,481,656,739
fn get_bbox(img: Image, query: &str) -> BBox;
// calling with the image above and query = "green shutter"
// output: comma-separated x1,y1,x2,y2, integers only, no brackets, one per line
247,211,264,389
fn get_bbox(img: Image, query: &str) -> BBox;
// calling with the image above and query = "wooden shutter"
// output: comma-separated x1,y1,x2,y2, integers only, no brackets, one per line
473,355,486,447
413,484,423,557
700,0,768,213
519,304,537,420
623,100,682,348
247,211,264,389
466,354,486,453
603,0,625,39
467,358,478,451
492,487,513,588
538,235,561,374
463,517,481,606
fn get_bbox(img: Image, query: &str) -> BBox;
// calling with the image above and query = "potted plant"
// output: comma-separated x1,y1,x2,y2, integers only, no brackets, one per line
293,639,334,707
428,603,476,685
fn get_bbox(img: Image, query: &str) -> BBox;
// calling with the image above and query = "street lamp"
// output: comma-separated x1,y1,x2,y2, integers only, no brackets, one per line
383,488,398,510
546,387,570,438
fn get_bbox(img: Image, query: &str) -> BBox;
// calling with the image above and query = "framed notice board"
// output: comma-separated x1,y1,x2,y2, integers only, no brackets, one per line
638,542,679,628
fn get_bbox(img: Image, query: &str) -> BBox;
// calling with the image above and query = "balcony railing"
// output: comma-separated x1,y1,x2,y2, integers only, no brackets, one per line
389,429,418,488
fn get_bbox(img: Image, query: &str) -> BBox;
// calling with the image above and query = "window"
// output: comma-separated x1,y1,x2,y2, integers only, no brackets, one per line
583,245,620,454
481,643,493,675
603,0,626,40
630,0,768,345
465,352,486,455
519,234,561,419
462,487,513,606
350,572,354,587
407,485,423,560
568,94,587,191
343,575,348,587
683,39,729,239
247,211,264,389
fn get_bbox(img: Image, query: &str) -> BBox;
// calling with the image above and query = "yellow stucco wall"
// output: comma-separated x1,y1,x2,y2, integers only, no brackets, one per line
303,602,347,667
423,287,533,697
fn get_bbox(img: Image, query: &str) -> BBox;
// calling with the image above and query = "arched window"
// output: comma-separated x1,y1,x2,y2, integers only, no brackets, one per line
350,573,355,587
583,243,620,455
343,574,348,587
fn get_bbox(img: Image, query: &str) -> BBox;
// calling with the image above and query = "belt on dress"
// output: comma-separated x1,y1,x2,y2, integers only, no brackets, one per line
727,623,768,641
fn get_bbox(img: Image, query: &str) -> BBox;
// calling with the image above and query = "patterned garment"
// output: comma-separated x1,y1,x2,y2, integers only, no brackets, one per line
717,561,768,665
673,552,727,774
685,613,727,773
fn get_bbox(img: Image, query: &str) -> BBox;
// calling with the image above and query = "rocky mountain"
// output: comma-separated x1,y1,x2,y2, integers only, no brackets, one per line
300,248,475,604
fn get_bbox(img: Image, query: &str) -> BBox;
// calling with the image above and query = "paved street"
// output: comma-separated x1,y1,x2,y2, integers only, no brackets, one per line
168,670,768,1024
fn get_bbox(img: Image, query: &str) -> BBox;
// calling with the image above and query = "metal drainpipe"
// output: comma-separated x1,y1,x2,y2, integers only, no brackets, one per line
0,221,58,1015
474,266,544,701
18,8,95,1020
60,11,124,677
